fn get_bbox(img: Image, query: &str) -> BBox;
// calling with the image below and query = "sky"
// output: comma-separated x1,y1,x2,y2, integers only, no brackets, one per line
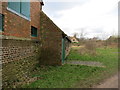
42,0,119,40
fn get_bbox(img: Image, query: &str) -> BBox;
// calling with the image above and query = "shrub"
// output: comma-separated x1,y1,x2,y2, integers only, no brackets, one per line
78,40,97,56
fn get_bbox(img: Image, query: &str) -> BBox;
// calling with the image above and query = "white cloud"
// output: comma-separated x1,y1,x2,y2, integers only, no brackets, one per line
43,0,89,3
44,0,119,39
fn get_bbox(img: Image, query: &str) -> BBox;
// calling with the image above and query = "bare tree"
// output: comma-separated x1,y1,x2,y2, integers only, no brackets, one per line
78,28,87,45
73,32,78,38
79,28,87,39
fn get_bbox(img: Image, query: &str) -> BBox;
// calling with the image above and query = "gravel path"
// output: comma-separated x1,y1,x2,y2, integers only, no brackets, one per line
66,61,105,67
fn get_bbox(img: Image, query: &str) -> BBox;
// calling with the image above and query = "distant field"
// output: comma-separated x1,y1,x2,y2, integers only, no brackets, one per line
22,47,118,88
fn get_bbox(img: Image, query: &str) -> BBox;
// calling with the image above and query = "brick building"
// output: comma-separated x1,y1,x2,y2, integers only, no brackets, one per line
1,0,71,65
40,11,71,65
1,0,71,88
1,0,44,87
1,0,44,64
70,36,79,43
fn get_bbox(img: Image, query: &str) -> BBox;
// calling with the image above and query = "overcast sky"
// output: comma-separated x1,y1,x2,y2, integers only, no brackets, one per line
42,0,119,39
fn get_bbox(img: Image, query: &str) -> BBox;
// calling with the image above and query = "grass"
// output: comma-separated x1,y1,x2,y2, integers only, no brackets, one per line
66,47,118,71
22,47,118,88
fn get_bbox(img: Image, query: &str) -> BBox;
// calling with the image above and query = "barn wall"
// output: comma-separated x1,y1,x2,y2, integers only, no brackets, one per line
64,39,71,57
1,1,42,88
2,39,41,88
40,11,62,65
2,39,40,64
1,1,41,40
1,1,42,63
1,2,30,39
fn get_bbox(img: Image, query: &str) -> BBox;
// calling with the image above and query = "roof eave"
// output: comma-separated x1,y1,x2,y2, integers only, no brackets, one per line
40,2,44,6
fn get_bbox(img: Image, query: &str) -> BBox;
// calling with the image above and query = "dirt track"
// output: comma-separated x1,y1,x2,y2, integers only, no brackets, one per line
95,73,118,88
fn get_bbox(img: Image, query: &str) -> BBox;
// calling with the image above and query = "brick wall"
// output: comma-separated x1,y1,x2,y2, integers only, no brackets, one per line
2,2,30,39
2,39,41,88
40,11,63,65
30,1,41,40
1,1,41,40
1,1,42,87
1,1,71,87
2,39,40,64
2,54,40,88
0,1,42,62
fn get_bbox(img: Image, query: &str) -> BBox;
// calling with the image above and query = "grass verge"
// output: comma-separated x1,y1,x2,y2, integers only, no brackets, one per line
22,47,118,88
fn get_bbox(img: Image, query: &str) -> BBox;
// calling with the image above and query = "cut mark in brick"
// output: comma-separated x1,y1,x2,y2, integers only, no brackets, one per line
65,61,105,67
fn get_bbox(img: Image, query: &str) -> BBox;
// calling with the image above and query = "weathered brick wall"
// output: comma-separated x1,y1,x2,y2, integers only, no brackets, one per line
1,1,41,40
2,39,40,64
2,2,30,38
30,1,41,40
1,1,42,64
2,39,41,88
1,1,42,88
40,11,62,65
2,55,39,88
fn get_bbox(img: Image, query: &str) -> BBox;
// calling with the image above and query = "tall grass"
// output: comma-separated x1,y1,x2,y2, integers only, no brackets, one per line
78,40,97,56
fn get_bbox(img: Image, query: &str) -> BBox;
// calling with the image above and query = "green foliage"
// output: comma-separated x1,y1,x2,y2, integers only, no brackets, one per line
66,47,118,70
